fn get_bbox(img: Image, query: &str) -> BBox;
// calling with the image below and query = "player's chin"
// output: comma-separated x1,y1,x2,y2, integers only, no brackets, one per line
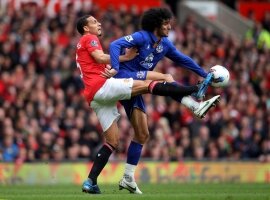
162,33,169,37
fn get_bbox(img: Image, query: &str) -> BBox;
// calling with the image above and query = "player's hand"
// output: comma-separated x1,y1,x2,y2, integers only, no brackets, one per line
123,47,139,61
100,65,118,78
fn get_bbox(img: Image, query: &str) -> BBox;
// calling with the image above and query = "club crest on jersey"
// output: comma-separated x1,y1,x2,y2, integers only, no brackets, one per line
90,40,98,47
156,44,163,53
140,53,154,69
136,71,146,79
145,53,154,62
124,35,133,42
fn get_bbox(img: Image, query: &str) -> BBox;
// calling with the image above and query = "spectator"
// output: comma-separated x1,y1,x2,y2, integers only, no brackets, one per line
0,127,19,162
246,21,270,49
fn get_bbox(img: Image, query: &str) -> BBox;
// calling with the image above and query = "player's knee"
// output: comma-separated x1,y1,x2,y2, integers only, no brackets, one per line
164,74,174,82
141,132,149,143
105,138,119,149
107,140,119,149
144,80,152,85
135,131,149,144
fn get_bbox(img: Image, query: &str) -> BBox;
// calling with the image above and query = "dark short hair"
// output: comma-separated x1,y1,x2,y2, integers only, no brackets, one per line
141,8,173,32
76,15,91,35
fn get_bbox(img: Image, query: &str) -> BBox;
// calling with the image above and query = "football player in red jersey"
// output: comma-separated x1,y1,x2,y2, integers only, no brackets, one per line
76,15,219,194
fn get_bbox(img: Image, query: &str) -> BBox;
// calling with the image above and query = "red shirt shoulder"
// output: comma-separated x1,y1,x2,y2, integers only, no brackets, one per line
80,34,103,53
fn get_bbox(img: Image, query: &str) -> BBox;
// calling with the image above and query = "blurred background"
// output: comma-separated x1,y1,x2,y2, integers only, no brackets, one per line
0,0,269,185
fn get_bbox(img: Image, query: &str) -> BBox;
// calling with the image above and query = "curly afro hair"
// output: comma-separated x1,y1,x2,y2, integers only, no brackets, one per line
141,8,173,32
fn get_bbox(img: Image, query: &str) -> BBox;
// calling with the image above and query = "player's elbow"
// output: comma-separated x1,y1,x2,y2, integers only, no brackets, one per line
109,42,119,56
109,43,114,54
109,41,116,48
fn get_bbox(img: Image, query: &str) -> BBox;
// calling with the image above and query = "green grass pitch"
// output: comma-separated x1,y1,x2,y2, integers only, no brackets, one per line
0,183,269,200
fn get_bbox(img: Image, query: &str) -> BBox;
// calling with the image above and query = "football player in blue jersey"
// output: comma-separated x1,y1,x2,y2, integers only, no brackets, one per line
108,8,220,194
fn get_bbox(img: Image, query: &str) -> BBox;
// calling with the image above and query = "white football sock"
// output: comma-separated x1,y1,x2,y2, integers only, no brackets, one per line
181,96,199,111
124,163,136,182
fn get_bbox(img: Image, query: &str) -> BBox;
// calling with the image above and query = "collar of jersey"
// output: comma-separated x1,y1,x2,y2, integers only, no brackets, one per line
148,31,160,43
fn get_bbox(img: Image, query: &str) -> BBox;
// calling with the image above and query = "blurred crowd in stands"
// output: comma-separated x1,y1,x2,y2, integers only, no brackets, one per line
0,2,270,163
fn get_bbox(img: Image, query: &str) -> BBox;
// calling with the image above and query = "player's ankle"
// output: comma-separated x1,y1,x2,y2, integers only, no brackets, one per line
181,96,199,111
123,174,135,182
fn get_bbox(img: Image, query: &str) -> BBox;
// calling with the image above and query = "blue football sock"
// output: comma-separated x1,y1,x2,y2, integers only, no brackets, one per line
127,141,143,165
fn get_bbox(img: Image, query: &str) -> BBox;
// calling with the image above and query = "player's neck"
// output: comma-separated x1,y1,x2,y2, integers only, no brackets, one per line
151,31,161,48
153,39,161,48
152,30,161,41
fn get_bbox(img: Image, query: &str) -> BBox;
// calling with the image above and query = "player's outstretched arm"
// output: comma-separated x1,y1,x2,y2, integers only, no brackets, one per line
165,40,208,78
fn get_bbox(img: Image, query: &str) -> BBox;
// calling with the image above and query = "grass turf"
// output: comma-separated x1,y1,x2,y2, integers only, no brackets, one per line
0,183,269,200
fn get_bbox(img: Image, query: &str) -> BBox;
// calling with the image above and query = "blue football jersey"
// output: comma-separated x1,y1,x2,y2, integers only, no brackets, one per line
110,30,207,79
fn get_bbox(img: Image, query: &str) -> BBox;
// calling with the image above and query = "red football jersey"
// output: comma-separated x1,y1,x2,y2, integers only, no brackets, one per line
76,34,107,103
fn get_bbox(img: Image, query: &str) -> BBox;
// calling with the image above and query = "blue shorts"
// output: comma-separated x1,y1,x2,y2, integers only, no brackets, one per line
114,70,148,119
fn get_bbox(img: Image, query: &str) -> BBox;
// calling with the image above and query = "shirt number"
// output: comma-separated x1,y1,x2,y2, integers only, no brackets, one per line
75,54,83,78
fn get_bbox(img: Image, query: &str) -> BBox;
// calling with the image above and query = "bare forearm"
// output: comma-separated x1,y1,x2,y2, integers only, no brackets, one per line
95,54,128,64
95,54,110,64
91,49,136,64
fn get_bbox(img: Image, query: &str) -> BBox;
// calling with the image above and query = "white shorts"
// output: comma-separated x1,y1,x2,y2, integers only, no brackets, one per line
90,78,133,132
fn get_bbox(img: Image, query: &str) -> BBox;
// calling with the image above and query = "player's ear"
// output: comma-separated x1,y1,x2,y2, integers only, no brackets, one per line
83,26,89,32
